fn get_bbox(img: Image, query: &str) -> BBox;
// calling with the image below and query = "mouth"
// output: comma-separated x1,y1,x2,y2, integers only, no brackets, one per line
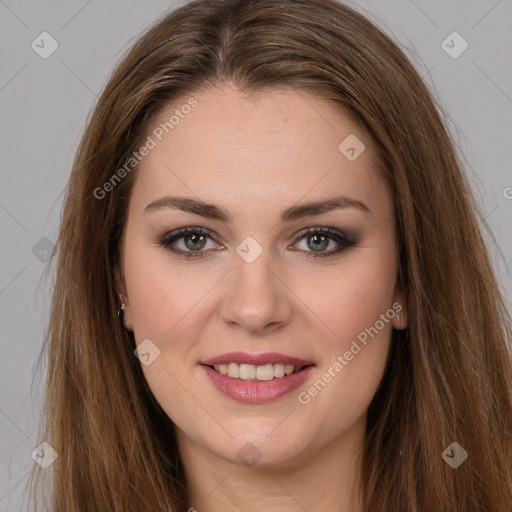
201,360,316,403
201,351,315,382
204,362,312,381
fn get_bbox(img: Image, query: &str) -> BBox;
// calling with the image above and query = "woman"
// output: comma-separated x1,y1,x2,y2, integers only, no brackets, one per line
29,0,512,510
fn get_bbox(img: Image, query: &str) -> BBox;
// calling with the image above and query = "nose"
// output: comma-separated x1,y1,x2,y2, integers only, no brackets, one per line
220,246,294,334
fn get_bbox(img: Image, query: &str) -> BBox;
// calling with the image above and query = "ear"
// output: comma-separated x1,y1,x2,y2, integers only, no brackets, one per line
114,264,134,331
391,288,407,330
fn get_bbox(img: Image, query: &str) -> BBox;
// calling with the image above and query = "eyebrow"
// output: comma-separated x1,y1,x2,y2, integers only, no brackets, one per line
144,194,371,222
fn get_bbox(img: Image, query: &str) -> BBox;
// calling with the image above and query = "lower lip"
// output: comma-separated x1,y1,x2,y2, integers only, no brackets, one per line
201,365,315,403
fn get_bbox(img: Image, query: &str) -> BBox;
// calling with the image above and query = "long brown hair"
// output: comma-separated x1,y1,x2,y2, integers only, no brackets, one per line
28,0,512,510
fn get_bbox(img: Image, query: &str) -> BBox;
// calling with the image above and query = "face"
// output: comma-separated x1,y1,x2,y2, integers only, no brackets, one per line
116,83,404,468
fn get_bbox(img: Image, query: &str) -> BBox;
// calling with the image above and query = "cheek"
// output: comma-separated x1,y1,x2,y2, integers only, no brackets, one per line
292,251,396,429
122,245,215,424
292,249,396,401
296,248,397,346
123,241,218,341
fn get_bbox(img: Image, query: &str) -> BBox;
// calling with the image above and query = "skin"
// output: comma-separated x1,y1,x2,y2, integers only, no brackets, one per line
116,83,406,511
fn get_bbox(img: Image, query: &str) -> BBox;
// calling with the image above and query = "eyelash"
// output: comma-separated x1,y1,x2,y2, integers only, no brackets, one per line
157,226,355,260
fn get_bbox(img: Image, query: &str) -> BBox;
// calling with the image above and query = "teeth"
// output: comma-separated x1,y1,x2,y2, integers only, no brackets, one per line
227,363,239,378
212,362,303,380
256,364,275,381
239,364,256,380
274,364,285,378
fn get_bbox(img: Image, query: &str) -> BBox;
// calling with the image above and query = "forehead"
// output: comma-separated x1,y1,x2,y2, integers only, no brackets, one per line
129,85,388,218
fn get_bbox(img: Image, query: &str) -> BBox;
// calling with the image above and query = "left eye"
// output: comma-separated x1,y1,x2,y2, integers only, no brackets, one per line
292,227,355,258
294,232,337,254
158,227,354,259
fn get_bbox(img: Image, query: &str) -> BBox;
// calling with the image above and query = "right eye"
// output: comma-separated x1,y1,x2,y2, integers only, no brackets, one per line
159,227,223,259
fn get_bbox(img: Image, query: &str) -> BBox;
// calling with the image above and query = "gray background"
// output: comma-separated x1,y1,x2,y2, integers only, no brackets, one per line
1,0,511,509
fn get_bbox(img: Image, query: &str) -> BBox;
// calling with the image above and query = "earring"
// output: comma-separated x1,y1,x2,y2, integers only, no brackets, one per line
118,291,126,311
117,291,129,332
392,309,401,331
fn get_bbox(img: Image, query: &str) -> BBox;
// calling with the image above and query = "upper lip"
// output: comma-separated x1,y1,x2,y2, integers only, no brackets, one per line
201,351,315,367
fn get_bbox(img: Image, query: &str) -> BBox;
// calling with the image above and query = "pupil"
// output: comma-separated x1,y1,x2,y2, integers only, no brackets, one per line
185,234,206,251
309,234,328,252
